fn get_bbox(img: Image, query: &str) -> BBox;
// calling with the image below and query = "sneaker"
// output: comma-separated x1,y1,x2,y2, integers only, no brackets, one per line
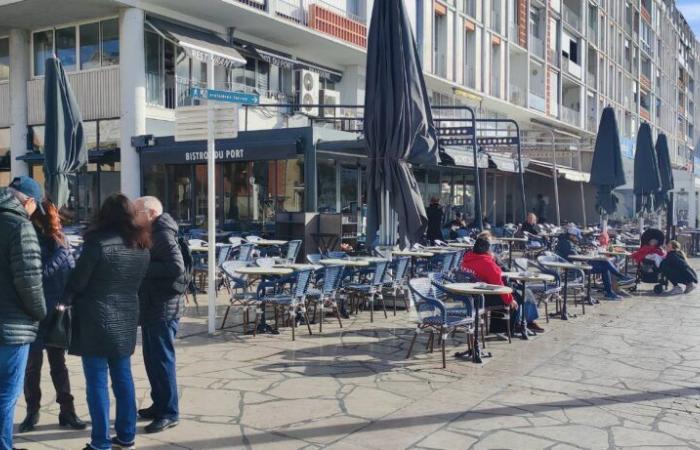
685,284,696,294
667,285,684,296
604,293,622,300
111,437,136,450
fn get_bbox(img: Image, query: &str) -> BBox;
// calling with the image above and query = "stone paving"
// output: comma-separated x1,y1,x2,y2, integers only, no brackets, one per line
13,262,700,450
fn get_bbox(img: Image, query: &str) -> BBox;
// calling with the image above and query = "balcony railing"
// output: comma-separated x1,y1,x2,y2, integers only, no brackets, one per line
235,0,267,10
275,0,367,47
562,4,582,31
563,57,582,79
464,0,477,18
586,114,597,132
529,92,546,112
0,82,9,127
464,67,476,88
530,35,545,59
587,71,596,88
509,84,526,107
587,25,597,43
491,9,502,34
561,106,580,126
434,53,447,78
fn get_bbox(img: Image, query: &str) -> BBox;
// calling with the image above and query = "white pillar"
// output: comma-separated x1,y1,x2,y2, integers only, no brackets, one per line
9,29,29,178
119,8,146,199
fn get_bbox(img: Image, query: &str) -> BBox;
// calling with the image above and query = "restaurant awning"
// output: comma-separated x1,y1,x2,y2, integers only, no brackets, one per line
146,18,246,68
442,146,489,168
527,160,590,182
488,153,527,173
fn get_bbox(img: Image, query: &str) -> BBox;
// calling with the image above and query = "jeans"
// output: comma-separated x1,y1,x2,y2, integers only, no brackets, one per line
24,347,74,415
82,356,136,450
0,344,29,450
590,260,624,296
142,320,179,420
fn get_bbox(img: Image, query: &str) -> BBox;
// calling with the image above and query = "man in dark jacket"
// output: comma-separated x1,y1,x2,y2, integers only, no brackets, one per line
135,196,186,434
0,178,46,450
425,197,444,244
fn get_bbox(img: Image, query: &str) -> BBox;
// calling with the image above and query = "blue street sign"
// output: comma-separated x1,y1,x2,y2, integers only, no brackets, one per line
190,87,260,105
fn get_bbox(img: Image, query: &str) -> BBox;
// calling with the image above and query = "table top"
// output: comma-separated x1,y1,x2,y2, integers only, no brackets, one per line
234,266,294,276
447,242,473,248
423,247,458,253
540,261,593,270
254,239,288,246
274,264,321,271
319,258,370,267
190,243,226,252
600,250,631,257
443,282,513,296
497,237,529,242
568,254,610,262
393,250,434,257
501,272,556,282
356,256,391,263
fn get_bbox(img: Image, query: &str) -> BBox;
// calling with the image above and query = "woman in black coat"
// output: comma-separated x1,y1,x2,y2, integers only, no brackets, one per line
19,201,86,432
66,194,151,450
660,240,697,295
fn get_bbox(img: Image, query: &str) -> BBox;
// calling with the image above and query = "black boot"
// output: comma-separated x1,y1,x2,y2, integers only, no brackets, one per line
18,411,39,433
138,405,157,419
59,411,87,430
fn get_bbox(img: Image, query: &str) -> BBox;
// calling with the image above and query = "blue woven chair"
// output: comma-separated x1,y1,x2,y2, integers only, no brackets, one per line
262,269,314,340
346,261,388,322
383,257,410,315
220,260,257,332
284,240,302,263
537,252,585,315
306,265,344,333
237,243,256,262
407,278,475,368
327,251,348,259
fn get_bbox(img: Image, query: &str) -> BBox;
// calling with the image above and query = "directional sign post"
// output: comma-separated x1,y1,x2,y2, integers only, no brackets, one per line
195,75,260,335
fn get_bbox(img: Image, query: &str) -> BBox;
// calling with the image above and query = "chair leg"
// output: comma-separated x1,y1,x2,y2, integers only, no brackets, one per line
319,301,324,334
380,294,388,319
370,294,374,323
303,307,313,336
506,313,512,344
441,326,446,369
290,307,296,341
393,287,397,316
544,299,549,323
406,330,418,359
252,308,260,338
220,305,231,330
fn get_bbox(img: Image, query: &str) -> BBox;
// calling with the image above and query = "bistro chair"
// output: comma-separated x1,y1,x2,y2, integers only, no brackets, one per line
327,251,348,259
345,261,388,323
245,235,262,243
237,243,256,262
260,269,314,341
228,236,244,247
220,260,256,332
406,278,475,368
382,257,410,315
306,265,344,333
537,253,585,316
283,240,302,264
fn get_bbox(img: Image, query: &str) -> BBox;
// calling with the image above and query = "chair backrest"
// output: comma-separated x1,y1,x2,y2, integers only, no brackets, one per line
407,278,445,321
321,265,343,294
307,253,323,264
255,257,276,268
327,251,348,259
285,240,302,262
245,235,262,243
440,252,454,274
514,257,530,272
221,260,249,288
228,236,243,247
393,257,410,282
451,250,465,271
294,269,313,297
434,239,447,246
217,245,233,266
238,243,256,261
188,239,208,248
370,261,389,286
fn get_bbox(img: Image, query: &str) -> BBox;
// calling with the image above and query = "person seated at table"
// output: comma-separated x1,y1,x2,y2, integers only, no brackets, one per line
461,237,544,333
519,213,545,248
556,225,632,300
660,240,697,295
448,212,467,239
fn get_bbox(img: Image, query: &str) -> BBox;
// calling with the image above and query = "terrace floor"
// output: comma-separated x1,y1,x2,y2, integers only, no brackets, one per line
14,261,700,449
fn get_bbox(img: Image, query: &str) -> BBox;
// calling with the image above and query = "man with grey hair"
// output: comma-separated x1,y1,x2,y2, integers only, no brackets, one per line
134,196,185,433
0,177,46,450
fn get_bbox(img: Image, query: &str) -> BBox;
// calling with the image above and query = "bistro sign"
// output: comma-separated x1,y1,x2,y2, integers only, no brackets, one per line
185,149,245,162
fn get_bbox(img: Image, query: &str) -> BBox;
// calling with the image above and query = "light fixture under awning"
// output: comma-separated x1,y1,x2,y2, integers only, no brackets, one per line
146,18,246,68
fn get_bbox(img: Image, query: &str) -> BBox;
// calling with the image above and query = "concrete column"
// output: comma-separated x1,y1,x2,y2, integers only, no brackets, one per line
9,29,29,178
119,7,146,199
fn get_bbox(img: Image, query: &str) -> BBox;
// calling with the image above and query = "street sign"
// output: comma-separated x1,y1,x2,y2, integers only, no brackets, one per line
190,87,260,105
175,104,239,142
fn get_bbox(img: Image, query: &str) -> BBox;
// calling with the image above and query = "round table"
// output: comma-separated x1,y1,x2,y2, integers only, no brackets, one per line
600,250,632,274
442,282,513,363
497,237,529,268
539,261,592,320
501,272,555,339
274,263,322,271
234,267,294,276
356,256,391,263
447,242,473,249
393,250,434,258
189,243,226,253
255,239,289,246
319,258,370,267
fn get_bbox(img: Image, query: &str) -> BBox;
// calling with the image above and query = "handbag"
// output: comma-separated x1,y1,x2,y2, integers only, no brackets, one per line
44,304,72,349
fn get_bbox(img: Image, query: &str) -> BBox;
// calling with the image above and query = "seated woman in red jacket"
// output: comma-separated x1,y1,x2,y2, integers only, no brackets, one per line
461,237,544,333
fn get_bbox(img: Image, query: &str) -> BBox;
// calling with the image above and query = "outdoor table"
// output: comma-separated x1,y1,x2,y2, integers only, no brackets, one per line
190,243,226,253
319,258,370,267
496,237,529,268
273,263,322,271
539,261,592,320
600,250,632,275
501,272,555,340
393,250,435,276
255,239,288,246
232,266,295,335
442,282,513,363
447,242,473,248
569,254,613,305
356,256,390,263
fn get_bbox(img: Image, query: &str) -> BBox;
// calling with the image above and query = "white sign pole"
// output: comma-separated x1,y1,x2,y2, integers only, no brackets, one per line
207,59,217,335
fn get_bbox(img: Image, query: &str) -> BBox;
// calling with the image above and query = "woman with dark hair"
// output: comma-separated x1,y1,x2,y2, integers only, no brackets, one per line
66,193,151,450
18,200,86,433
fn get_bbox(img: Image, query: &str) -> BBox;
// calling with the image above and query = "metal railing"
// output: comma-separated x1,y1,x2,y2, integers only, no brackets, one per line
586,71,596,88
530,35,545,59
562,3,581,30
509,84,526,107
562,106,580,126
529,92,546,112
464,67,476,88
433,53,447,78
235,0,267,10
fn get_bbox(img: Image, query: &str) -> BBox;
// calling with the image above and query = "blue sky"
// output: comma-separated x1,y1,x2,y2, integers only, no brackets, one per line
678,0,700,38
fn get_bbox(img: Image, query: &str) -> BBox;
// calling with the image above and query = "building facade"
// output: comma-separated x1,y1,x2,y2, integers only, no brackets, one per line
0,0,698,227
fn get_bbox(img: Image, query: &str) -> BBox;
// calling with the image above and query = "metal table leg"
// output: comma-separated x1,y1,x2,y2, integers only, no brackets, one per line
519,281,528,340
561,269,569,321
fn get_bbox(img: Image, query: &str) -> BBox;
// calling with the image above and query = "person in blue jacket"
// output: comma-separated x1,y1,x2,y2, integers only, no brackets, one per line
19,200,86,433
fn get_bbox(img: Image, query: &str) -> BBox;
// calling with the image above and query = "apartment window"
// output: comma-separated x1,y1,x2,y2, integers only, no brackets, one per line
433,8,447,77
33,19,119,77
464,28,476,88
0,38,8,81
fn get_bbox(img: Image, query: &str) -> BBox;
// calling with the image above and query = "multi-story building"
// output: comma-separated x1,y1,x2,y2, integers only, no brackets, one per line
0,0,698,228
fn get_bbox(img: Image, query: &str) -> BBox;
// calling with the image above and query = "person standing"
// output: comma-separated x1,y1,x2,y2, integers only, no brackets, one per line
0,177,46,450
66,194,150,450
19,200,86,433
134,196,185,433
425,197,444,244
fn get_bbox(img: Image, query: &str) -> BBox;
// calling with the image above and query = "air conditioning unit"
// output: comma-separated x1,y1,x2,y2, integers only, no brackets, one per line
295,69,319,117
320,89,341,118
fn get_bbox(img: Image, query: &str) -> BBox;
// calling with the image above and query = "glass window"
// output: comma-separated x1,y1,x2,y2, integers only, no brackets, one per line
317,160,336,212
143,164,166,201
340,166,358,214
145,31,163,105
100,19,119,66
80,22,100,70
55,27,76,71
0,38,8,81
98,119,120,149
33,30,53,76
168,165,193,225
223,162,253,228
30,125,45,152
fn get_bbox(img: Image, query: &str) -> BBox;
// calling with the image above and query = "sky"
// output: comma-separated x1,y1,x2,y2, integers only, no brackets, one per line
677,0,700,39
